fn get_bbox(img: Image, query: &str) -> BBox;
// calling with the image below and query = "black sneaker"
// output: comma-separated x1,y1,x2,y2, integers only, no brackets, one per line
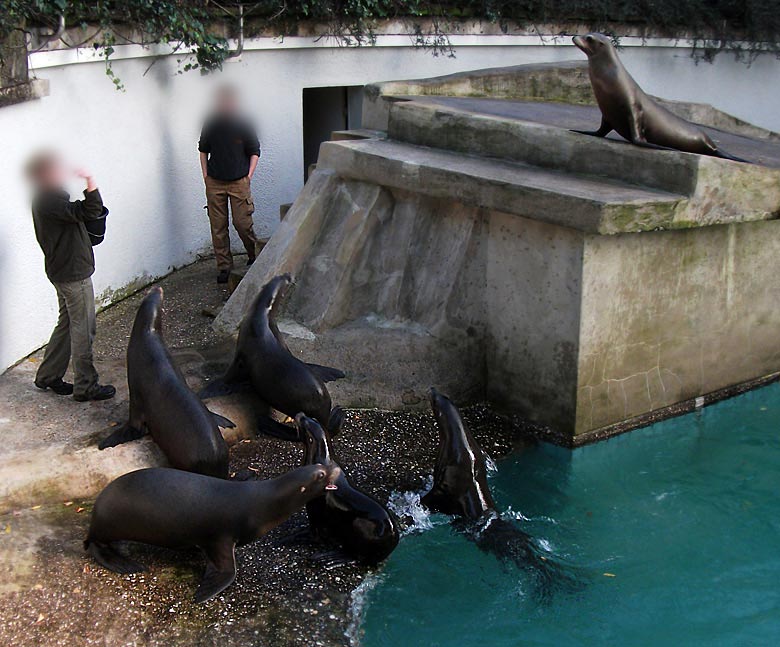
74,384,116,402
34,378,74,396
217,270,230,284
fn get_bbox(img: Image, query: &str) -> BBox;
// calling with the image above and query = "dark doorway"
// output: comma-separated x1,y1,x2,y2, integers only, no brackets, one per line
303,86,364,181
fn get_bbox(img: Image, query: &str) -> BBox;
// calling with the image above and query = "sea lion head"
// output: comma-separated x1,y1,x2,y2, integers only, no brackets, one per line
253,273,293,315
573,33,613,59
296,413,336,481
292,462,340,497
429,387,451,432
136,286,164,333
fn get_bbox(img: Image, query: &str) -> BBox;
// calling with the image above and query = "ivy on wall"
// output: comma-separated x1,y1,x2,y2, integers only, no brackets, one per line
1,0,778,91
0,1,230,90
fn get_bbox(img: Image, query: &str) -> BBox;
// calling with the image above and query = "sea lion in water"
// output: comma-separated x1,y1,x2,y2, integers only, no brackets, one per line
98,287,234,478
422,389,579,595
572,33,748,162
422,388,496,520
202,274,344,441
296,413,399,565
84,463,339,603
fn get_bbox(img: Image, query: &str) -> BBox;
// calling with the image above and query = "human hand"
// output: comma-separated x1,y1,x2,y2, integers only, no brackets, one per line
75,168,97,192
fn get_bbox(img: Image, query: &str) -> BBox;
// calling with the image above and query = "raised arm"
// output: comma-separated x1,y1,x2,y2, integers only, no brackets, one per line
46,183,103,224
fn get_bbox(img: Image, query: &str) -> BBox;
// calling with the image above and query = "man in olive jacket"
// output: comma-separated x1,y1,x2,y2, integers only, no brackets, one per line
199,85,260,283
28,152,115,402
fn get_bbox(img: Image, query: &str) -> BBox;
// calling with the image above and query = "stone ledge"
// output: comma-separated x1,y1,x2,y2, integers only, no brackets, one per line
0,78,49,109
385,101,780,229
318,138,683,235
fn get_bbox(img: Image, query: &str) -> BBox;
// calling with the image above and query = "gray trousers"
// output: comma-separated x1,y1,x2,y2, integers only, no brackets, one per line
35,277,99,398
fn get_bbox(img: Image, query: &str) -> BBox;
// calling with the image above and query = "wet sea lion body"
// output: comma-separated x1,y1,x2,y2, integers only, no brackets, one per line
297,413,399,565
422,388,496,520
98,287,233,478
206,274,344,441
573,33,748,162
423,389,580,596
84,463,339,602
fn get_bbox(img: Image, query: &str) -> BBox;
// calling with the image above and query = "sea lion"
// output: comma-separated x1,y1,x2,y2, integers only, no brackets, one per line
572,33,748,162
422,389,579,596
98,287,234,479
84,463,339,603
422,388,495,520
296,413,399,565
203,274,344,441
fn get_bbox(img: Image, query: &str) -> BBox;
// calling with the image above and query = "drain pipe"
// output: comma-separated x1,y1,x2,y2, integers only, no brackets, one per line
31,13,65,51
225,3,244,59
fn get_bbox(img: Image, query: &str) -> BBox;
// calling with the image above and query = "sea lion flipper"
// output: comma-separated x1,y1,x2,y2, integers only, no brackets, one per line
194,542,236,604
305,363,346,383
209,412,236,429
85,541,146,574
327,406,345,437
97,424,147,450
715,149,751,164
572,117,613,138
310,549,358,570
256,415,301,442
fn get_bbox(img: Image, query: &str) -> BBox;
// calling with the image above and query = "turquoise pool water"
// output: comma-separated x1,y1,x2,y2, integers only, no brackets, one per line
358,383,780,646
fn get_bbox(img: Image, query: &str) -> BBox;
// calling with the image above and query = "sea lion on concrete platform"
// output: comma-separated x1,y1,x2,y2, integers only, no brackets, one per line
422,389,579,595
296,413,399,565
98,287,234,478
204,274,344,441
84,463,339,603
572,33,749,162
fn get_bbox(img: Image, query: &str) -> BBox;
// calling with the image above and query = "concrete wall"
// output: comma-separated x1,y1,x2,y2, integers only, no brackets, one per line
576,221,780,435
485,211,584,430
1,36,778,372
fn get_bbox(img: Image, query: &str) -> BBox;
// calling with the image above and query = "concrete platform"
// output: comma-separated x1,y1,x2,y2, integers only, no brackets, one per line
319,138,684,234
0,260,262,513
215,62,780,446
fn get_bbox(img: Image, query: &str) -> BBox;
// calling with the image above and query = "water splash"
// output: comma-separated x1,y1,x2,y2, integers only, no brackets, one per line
345,574,384,647
386,479,448,535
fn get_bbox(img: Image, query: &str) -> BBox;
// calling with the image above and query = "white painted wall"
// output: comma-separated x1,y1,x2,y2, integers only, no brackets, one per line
1,36,778,372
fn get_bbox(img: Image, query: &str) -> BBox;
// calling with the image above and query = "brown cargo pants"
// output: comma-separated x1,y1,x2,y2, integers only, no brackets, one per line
205,175,258,271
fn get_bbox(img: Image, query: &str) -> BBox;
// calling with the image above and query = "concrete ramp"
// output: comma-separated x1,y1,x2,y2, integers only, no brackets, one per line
215,63,780,445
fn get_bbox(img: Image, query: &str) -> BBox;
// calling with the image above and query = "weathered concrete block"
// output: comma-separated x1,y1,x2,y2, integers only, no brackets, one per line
216,63,780,446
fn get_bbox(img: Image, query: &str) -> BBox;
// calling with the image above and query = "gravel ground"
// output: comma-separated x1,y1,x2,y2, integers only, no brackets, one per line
94,255,236,359
0,257,534,646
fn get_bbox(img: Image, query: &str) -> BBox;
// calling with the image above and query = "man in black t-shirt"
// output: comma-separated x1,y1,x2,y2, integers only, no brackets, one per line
198,86,260,283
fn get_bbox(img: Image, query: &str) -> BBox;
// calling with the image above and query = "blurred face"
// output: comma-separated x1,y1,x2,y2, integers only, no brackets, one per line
215,89,239,114
30,154,67,189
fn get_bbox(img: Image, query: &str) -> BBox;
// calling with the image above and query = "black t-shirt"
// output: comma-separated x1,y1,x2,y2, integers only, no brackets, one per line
32,188,104,284
198,114,260,182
